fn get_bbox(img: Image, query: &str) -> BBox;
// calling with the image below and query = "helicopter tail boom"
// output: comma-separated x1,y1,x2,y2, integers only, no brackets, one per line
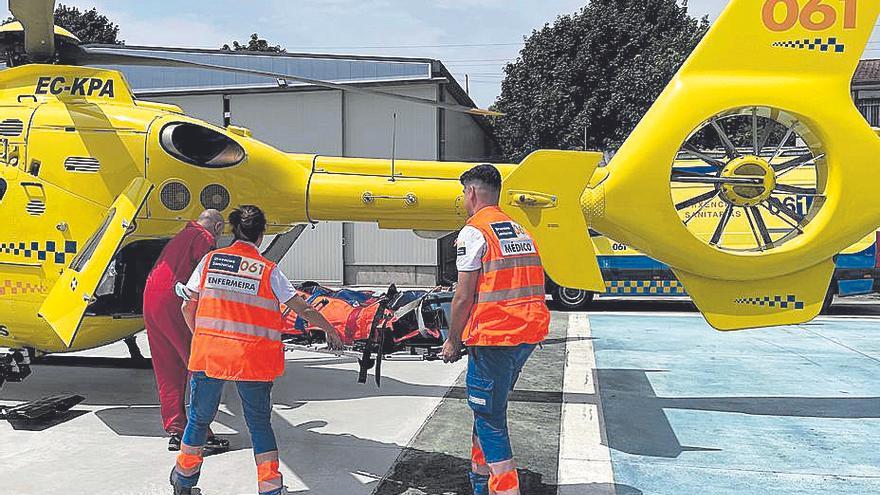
303,150,605,291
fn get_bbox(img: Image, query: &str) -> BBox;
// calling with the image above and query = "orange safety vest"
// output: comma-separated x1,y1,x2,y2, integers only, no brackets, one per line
462,206,550,346
189,241,285,381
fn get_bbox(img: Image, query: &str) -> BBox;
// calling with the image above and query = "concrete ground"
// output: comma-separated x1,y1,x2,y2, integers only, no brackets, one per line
2,297,879,494
0,339,465,495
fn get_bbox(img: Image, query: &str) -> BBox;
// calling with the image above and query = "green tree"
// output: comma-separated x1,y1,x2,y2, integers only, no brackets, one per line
4,4,123,45
54,4,123,45
492,0,709,162
222,33,286,53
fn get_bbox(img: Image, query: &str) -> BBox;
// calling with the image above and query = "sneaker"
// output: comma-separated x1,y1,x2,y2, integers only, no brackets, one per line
205,435,229,453
168,434,182,452
170,467,192,495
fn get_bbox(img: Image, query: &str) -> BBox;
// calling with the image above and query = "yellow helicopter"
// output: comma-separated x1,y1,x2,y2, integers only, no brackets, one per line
1,0,879,388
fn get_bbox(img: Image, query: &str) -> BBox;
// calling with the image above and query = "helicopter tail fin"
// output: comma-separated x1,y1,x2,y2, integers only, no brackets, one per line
583,1,880,331
674,260,835,331
677,0,876,82
502,150,605,292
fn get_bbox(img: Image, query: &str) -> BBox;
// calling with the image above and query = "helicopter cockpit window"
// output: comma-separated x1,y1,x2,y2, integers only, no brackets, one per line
160,123,246,169
0,178,6,201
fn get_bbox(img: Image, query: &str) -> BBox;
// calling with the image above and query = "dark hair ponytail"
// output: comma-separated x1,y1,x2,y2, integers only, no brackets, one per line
229,205,267,244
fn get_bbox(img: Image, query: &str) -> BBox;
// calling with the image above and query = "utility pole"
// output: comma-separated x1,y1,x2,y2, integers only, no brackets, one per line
390,112,397,182
465,74,470,95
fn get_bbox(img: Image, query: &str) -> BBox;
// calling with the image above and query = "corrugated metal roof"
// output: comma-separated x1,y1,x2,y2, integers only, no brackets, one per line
88,45,433,94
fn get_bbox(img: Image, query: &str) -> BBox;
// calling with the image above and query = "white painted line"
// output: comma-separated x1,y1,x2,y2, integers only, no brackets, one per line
557,313,616,495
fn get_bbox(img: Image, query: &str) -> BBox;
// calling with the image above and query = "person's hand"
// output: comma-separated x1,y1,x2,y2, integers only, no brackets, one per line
441,338,463,363
324,328,345,351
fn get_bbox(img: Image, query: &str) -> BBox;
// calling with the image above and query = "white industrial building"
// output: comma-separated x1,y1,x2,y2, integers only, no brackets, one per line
96,46,497,286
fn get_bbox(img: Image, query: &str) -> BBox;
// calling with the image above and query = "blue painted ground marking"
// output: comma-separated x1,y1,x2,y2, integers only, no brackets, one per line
590,314,880,494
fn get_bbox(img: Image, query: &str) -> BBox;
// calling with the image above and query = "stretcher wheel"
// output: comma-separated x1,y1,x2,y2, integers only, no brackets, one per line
670,106,826,252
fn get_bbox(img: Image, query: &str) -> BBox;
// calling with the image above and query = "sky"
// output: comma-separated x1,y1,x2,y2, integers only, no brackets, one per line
5,1,880,107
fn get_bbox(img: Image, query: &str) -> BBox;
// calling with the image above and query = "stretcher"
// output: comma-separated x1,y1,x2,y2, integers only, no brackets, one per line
281,283,459,386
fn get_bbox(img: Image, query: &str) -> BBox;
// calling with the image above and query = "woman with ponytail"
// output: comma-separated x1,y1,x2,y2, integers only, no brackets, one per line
171,205,342,495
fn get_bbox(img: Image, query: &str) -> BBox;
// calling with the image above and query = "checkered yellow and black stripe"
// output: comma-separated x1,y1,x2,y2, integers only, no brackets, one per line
605,280,685,295
735,295,805,310
0,240,77,264
772,37,845,53
0,280,46,296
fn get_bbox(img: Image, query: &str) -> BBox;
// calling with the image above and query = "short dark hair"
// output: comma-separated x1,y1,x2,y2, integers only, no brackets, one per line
460,164,502,191
229,205,267,243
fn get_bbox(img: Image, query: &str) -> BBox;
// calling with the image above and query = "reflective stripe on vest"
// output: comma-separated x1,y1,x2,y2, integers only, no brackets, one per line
477,284,545,303
201,288,280,312
482,255,542,273
195,316,283,341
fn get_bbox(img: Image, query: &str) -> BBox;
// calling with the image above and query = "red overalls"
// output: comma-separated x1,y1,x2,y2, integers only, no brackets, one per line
143,221,215,435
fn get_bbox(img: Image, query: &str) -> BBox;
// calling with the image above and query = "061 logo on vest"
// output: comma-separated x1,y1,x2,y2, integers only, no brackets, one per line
209,254,267,277
490,221,536,257
205,253,266,296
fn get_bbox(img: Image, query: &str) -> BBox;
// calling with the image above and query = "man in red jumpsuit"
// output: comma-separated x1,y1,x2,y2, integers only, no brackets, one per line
144,209,229,452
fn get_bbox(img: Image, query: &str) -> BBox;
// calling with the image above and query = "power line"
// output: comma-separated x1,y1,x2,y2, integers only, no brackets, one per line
443,58,515,62
287,42,524,50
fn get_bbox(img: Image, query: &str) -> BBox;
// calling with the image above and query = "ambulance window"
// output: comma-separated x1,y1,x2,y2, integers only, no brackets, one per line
160,123,245,169
0,179,6,201
69,208,115,272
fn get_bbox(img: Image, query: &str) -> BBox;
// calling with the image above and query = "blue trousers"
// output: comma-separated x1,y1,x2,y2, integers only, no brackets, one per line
173,372,283,495
466,344,535,495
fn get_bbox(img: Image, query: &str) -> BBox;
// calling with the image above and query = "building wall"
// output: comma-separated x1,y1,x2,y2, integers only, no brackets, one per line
230,91,344,155
854,86,880,127
343,85,438,160
443,88,493,162
157,94,224,127
151,83,487,286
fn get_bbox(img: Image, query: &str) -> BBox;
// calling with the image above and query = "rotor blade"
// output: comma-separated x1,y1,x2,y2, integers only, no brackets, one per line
771,125,796,161
672,169,753,185
756,119,776,157
710,119,740,159
773,183,819,196
744,207,762,250
748,206,773,247
673,175,761,186
752,108,759,156
675,189,718,211
74,47,502,117
767,196,805,224
683,197,713,225
9,0,56,62
709,204,734,246
682,143,726,169
773,153,824,175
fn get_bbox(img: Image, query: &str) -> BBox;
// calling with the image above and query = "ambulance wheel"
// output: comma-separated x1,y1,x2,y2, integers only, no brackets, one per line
551,286,594,311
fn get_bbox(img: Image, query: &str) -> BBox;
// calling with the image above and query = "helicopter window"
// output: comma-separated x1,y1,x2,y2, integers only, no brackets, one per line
0,179,6,201
160,123,245,168
69,208,116,273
